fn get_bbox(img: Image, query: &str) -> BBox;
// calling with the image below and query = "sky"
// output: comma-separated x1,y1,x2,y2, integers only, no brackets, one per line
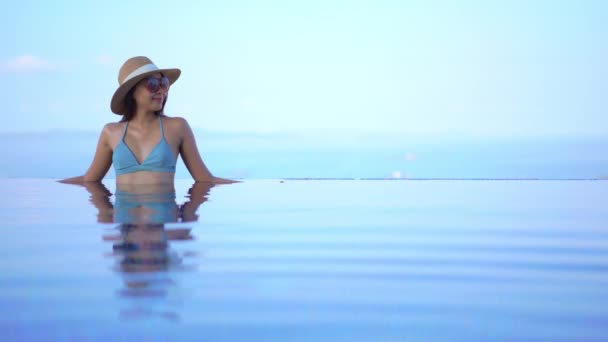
2,0,607,140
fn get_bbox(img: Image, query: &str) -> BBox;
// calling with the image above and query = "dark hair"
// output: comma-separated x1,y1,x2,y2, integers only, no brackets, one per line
120,76,168,122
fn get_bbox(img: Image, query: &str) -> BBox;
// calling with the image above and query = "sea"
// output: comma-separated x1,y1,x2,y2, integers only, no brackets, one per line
0,130,606,180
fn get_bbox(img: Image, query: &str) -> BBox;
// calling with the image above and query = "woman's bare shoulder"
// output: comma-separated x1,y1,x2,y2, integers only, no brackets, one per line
162,116,192,144
163,115,190,131
163,115,189,125
99,122,125,143
103,121,123,131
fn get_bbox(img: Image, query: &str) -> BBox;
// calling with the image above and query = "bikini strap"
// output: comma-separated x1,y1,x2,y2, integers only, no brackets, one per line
159,116,165,139
121,121,129,139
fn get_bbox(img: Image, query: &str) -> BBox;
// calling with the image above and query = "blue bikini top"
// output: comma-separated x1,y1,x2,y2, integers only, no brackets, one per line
113,116,176,176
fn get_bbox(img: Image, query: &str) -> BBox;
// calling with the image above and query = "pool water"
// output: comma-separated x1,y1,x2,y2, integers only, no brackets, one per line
1,178,607,340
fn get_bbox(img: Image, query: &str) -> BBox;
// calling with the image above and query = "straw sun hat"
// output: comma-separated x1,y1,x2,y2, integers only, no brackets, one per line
110,56,181,115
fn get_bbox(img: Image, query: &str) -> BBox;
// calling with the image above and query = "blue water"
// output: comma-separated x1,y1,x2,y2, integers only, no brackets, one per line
1,178,608,340
1,131,607,179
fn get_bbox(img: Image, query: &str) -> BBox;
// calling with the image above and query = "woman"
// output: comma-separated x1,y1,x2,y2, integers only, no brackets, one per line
61,56,232,184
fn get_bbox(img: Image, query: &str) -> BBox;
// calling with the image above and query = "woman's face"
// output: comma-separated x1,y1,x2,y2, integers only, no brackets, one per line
133,72,169,113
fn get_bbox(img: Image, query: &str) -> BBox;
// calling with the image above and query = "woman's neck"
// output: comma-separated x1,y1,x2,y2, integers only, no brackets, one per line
129,111,158,127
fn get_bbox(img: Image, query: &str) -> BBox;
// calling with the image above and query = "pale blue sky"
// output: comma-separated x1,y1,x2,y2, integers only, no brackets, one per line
2,0,607,139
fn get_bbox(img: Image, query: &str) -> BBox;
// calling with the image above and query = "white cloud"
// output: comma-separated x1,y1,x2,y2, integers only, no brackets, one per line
0,55,54,72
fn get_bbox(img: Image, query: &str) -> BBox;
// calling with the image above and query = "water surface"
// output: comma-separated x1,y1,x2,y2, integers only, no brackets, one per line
1,178,607,340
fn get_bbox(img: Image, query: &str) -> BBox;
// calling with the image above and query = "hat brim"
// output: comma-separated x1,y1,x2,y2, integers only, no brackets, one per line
110,68,181,115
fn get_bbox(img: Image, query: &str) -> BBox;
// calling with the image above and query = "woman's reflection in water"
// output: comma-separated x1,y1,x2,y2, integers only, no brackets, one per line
84,181,214,321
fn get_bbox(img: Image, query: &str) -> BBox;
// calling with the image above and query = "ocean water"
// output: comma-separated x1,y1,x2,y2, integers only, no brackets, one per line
1,131,607,180
1,178,608,340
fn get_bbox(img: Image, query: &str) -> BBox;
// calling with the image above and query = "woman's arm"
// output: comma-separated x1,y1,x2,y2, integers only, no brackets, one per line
59,125,113,184
177,118,235,184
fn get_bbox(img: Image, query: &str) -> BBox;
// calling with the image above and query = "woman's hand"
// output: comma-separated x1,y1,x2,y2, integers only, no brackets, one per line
211,176,240,184
58,176,85,184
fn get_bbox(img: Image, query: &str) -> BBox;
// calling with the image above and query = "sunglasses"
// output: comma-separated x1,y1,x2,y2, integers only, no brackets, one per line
143,76,170,93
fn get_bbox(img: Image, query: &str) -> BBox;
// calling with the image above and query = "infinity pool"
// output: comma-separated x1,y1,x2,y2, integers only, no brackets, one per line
1,179,607,340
